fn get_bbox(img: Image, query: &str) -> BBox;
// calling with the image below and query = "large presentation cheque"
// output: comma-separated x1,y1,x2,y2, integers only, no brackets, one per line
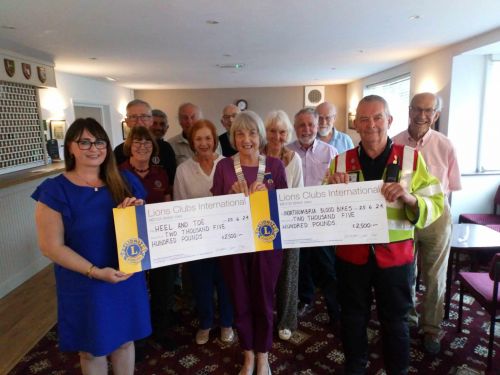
114,180,389,273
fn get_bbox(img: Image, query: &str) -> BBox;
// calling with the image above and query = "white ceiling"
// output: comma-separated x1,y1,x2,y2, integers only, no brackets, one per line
1,0,500,90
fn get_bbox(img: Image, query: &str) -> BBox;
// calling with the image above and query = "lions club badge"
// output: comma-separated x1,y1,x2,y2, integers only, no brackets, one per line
255,219,279,242
120,238,148,264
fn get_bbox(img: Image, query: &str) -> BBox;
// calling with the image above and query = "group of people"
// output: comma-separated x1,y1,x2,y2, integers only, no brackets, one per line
32,91,460,375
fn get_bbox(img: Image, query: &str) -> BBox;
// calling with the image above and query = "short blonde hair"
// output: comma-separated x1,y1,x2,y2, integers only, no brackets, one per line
229,110,266,150
265,110,293,144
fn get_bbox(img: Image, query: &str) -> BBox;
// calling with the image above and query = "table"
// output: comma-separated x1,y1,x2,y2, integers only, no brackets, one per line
444,223,500,319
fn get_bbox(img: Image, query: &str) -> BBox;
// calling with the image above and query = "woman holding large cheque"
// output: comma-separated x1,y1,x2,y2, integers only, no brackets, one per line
173,120,235,346
211,111,287,375
32,118,150,374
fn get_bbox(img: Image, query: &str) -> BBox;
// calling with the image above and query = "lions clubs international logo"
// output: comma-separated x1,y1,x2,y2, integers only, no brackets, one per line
120,238,148,264
255,220,279,242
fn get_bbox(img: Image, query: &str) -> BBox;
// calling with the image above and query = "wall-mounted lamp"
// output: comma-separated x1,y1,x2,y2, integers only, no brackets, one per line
348,112,356,129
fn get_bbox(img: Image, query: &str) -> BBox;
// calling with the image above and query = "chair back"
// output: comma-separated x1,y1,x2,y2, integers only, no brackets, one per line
490,253,500,281
495,185,500,215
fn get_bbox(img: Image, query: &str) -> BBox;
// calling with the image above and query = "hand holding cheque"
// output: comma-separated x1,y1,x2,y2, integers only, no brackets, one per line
114,180,389,272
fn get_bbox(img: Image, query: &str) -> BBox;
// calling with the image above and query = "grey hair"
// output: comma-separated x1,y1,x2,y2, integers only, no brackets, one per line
411,92,442,112
357,95,391,117
126,99,151,111
265,110,293,143
229,110,267,150
178,102,203,118
294,107,319,127
316,101,337,116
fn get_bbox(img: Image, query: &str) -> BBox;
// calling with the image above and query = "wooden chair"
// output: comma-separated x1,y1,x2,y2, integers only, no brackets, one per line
457,253,500,371
459,185,500,225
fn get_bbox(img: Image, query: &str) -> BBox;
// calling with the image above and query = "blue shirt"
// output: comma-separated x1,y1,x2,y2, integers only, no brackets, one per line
320,129,354,154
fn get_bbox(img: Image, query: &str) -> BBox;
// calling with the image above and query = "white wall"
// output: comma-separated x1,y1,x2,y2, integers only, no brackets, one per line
38,72,134,150
346,27,500,222
0,73,134,298
0,178,50,298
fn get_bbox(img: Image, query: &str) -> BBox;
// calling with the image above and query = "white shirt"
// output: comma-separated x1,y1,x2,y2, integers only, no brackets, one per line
173,155,224,200
286,152,304,188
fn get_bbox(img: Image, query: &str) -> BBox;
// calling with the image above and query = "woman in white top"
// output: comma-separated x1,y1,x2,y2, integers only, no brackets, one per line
173,120,234,345
263,110,304,341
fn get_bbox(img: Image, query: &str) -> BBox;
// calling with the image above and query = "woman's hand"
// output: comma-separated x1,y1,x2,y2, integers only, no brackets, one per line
230,180,249,196
92,267,133,283
230,180,267,196
117,197,145,208
249,181,267,194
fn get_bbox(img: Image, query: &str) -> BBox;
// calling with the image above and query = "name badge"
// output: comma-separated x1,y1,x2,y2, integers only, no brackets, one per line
348,172,359,182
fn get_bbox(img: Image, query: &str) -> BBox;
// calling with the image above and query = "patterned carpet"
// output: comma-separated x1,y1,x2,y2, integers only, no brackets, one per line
8,281,500,375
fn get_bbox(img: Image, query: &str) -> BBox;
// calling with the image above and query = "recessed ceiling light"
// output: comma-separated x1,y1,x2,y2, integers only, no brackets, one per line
105,77,116,81
1,25,16,30
223,54,232,57
217,63,245,69
206,20,219,25
409,15,421,20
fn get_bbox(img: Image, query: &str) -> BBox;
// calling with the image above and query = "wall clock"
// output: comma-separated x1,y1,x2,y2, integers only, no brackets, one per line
236,99,248,111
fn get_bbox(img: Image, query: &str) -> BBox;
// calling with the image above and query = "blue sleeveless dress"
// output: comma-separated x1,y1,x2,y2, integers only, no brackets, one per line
31,171,151,356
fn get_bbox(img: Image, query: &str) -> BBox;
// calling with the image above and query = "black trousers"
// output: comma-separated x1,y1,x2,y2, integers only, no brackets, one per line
149,265,178,335
336,253,413,375
298,246,340,319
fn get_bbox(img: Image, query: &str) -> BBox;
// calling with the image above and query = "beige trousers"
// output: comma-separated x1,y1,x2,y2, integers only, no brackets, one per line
410,203,452,335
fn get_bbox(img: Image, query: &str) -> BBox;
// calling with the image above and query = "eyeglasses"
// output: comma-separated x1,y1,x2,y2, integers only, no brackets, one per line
126,114,152,122
76,139,107,150
132,140,153,149
318,115,334,122
222,114,237,120
409,106,437,115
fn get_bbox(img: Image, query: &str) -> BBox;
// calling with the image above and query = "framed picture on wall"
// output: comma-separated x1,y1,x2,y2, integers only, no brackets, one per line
49,120,66,141
122,121,130,140
347,112,356,130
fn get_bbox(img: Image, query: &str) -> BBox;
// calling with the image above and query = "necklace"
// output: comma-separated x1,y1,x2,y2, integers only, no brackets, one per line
74,172,101,192
132,165,149,173
233,153,266,184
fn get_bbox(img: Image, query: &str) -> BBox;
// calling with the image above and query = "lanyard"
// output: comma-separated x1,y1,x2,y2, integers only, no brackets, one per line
233,153,266,184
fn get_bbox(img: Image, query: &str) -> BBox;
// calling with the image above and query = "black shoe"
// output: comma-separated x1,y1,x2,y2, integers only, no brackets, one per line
297,302,314,317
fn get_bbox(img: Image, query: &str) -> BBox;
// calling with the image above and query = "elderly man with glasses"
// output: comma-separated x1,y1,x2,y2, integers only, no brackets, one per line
393,92,461,354
316,101,354,153
114,100,177,186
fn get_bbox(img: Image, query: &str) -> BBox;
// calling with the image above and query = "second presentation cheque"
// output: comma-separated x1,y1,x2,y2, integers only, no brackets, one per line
113,180,389,272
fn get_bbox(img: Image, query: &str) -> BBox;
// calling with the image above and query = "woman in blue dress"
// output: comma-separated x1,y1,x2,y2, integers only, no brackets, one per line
32,118,151,374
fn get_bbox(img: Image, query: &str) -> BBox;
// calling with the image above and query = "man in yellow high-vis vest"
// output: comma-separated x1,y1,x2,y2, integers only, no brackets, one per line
326,95,444,375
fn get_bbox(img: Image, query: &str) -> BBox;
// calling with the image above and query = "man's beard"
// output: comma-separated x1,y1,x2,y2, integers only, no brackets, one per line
318,127,331,137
